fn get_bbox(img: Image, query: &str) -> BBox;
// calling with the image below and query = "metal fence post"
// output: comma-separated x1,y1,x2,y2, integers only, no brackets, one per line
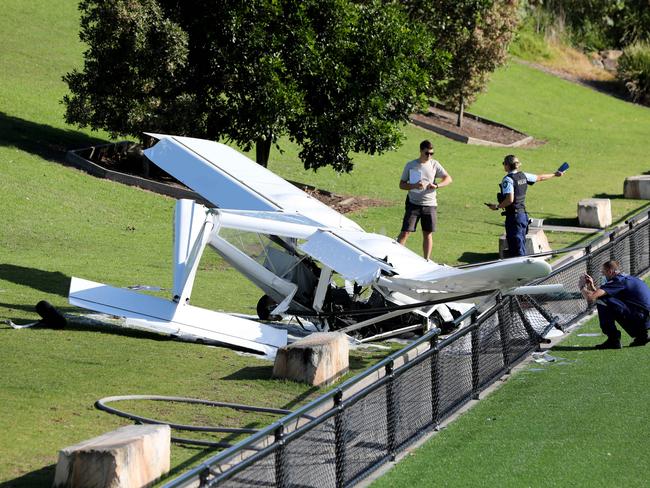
199,468,211,488
585,244,597,312
385,361,397,459
430,336,441,430
334,390,347,488
470,312,480,400
609,231,617,261
274,424,287,488
629,220,638,275
496,294,511,374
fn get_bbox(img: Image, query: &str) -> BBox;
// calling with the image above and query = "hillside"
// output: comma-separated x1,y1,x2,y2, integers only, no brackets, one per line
1,1,650,485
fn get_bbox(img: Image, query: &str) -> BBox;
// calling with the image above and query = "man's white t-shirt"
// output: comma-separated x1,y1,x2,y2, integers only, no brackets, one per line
400,158,448,206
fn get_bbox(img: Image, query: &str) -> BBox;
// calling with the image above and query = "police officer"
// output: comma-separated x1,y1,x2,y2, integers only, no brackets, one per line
580,260,650,349
486,155,563,257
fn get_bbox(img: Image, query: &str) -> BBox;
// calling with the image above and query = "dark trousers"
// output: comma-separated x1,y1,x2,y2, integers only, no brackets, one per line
505,212,529,257
596,296,650,340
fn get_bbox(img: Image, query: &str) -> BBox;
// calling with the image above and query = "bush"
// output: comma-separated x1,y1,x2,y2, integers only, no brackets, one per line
509,16,555,60
617,42,650,105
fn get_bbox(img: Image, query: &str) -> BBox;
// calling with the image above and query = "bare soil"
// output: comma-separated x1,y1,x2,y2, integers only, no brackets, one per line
411,106,535,146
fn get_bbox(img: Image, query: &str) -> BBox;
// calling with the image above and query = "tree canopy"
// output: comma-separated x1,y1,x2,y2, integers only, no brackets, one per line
64,0,436,172
404,0,519,127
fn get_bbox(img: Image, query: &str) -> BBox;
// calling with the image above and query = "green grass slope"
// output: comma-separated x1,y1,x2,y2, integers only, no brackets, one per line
1,0,649,485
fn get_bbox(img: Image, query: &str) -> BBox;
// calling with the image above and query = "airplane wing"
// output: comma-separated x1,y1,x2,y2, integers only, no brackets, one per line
69,277,287,356
143,134,362,231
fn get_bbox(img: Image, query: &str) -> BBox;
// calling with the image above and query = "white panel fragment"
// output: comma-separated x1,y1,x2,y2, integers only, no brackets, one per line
299,231,393,285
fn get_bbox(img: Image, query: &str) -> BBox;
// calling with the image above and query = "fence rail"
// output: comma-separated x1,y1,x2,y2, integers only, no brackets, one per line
164,208,650,488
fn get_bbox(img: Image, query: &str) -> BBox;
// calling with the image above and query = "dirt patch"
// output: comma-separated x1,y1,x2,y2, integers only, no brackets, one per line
300,187,390,214
81,142,393,214
411,105,538,147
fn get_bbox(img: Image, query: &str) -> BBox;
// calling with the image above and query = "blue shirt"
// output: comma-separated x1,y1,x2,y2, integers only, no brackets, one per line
601,274,650,312
501,172,537,194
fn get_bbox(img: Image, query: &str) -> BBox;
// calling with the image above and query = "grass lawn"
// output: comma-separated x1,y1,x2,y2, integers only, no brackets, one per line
1,0,650,485
371,300,650,488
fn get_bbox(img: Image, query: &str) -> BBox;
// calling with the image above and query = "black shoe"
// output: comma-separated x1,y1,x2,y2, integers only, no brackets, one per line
629,335,648,347
595,338,622,350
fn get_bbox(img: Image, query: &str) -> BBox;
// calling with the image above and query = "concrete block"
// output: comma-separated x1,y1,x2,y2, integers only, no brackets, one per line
499,227,551,258
624,176,650,200
53,424,170,488
578,198,612,228
273,332,349,386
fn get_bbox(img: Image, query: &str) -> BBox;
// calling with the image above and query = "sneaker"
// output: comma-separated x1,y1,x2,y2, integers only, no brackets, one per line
595,338,622,350
629,335,649,347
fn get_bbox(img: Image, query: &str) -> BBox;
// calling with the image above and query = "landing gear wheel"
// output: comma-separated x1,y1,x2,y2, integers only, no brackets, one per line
256,295,281,321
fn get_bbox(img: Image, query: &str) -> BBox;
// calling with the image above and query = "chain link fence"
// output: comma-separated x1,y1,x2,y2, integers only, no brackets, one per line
164,209,650,488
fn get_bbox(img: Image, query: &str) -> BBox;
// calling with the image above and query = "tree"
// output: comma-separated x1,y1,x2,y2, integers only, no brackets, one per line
63,0,437,172
403,1,519,127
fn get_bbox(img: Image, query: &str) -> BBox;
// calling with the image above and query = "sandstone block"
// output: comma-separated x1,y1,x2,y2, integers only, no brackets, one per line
273,332,349,386
499,227,551,258
578,198,612,228
53,424,170,488
624,176,650,200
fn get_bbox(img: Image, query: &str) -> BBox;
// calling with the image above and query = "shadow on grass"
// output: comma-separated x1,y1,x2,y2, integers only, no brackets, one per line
221,366,321,409
0,264,70,297
543,216,579,226
577,78,629,101
0,111,107,162
592,192,625,200
0,464,55,488
222,365,274,381
158,446,218,483
0,300,80,326
551,345,600,351
63,319,180,342
457,251,500,264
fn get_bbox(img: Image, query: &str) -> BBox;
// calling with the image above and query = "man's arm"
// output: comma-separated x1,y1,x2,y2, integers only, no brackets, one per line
427,173,453,190
400,179,424,191
579,274,606,304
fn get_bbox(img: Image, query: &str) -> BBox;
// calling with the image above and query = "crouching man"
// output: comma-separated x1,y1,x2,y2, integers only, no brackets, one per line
580,260,650,349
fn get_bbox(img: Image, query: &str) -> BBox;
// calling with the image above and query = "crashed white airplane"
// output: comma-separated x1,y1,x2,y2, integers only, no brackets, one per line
69,134,561,356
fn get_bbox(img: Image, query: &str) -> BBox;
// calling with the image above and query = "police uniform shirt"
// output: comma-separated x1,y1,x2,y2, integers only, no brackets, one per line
501,171,537,195
400,159,448,206
600,274,650,312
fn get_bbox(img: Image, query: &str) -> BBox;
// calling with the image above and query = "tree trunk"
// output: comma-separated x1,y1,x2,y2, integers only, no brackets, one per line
456,95,464,128
255,136,272,167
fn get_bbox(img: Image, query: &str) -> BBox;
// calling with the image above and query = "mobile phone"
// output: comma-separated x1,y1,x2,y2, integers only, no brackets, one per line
557,162,569,172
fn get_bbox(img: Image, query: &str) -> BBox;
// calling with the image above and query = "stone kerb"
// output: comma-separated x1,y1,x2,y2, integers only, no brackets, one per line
624,176,650,200
578,198,612,229
53,424,170,488
273,332,349,386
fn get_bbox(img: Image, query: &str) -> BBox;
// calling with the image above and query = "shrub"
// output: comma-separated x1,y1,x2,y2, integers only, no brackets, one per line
617,42,650,105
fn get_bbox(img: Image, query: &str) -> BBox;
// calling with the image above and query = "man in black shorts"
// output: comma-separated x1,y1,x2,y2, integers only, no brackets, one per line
397,140,453,261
